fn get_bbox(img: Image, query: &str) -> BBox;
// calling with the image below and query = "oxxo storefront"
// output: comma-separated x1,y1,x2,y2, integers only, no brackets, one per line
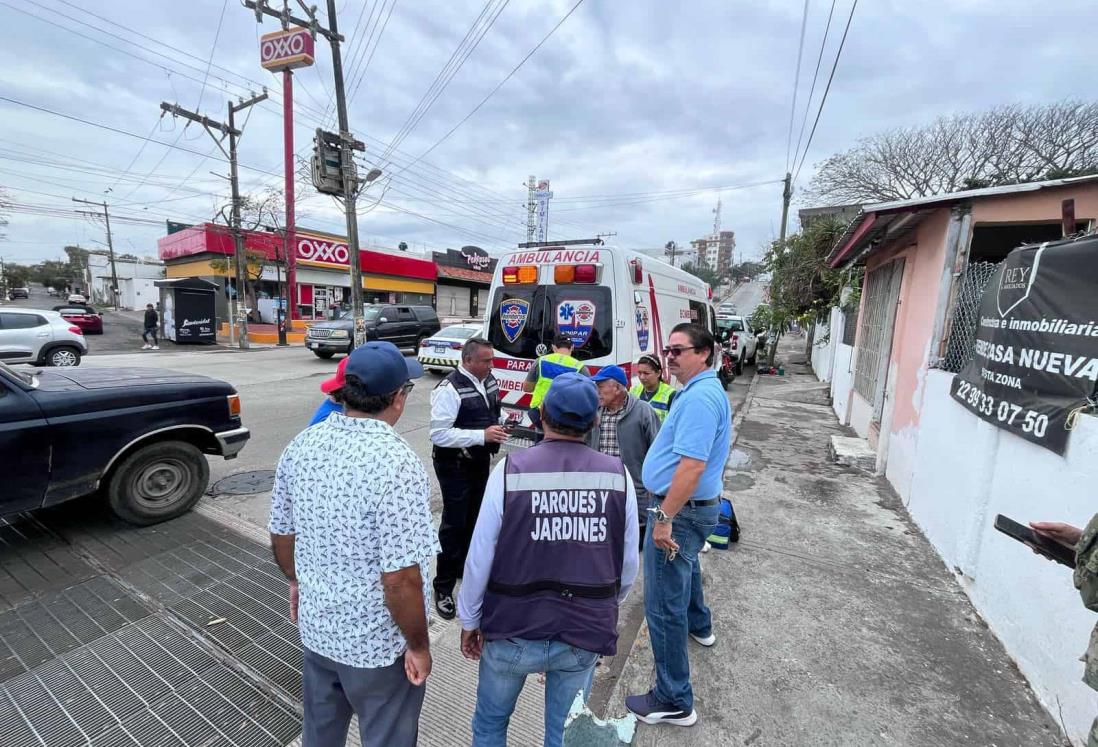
157,224,436,326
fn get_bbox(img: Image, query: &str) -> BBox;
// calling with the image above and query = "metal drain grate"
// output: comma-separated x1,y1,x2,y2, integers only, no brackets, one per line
210,471,277,496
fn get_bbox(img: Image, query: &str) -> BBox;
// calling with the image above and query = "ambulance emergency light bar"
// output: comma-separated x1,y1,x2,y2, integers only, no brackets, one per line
502,264,598,284
516,238,604,249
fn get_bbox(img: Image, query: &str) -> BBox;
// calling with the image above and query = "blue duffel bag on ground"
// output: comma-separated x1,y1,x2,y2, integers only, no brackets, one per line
706,497,740,549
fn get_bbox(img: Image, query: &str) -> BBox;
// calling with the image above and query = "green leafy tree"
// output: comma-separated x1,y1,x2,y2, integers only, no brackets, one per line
681,261,721,288
730,260,765,282
762,217,851,363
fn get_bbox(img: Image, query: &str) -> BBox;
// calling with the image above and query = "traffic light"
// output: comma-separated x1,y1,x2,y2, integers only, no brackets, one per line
311,129,345,196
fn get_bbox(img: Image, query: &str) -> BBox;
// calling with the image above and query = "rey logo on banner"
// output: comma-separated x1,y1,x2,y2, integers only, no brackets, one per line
997,244,1044,317
950,236,1098,455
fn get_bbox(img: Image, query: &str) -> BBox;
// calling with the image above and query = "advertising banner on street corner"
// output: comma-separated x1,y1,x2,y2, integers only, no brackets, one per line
950,235,1098,455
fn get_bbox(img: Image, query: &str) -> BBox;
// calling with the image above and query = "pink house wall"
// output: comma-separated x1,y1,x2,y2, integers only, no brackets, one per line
852,181,1098,495
971,186,1098,225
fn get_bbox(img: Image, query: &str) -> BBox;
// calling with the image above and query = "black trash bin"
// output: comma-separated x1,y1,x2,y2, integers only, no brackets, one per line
154,278,218,344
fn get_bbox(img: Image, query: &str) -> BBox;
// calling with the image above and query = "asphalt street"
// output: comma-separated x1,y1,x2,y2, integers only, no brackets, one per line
719,278,769,317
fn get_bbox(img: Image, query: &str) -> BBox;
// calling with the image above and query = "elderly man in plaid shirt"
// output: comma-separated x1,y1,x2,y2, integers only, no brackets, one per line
586,365,661,548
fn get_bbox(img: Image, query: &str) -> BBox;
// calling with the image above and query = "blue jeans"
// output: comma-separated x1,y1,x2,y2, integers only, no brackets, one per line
472,637,599,747
643,500,719,710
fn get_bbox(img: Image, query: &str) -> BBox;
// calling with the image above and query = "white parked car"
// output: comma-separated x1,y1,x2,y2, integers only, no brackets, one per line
417,324,483,374
716,314,757,374
717,302,736,316
67,293,88,305
0,308,88,366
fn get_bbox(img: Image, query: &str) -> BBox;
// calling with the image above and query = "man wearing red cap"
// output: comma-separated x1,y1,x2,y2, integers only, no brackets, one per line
309,358,348,425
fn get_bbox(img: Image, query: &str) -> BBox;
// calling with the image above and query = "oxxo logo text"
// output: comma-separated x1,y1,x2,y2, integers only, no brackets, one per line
297,238,350,265
259,28,314,70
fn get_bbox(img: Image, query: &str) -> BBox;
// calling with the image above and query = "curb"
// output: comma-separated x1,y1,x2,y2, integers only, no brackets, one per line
590,368,761,722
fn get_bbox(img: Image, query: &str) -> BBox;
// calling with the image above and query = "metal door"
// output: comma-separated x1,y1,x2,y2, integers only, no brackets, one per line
853,258,906,420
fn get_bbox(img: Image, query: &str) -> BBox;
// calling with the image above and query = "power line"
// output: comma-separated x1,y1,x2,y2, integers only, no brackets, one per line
785,0,810,174
11,2,593,238
793,0,858,184
345,0,395,108
347,0,398,105
397,0,587,174
792,0,836,170
379,0,508,161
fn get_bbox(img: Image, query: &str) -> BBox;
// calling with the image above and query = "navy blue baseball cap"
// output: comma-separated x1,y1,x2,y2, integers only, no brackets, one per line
543,372,599,428
344,341,423,395
590,364,628,388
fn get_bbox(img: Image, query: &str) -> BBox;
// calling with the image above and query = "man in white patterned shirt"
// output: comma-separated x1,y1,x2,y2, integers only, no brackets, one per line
269,341,438,747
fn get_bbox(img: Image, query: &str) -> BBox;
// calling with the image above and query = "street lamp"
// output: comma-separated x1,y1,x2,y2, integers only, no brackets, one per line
363,168,382,184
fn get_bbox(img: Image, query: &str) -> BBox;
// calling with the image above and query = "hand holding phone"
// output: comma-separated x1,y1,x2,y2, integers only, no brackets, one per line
994,514,1076,567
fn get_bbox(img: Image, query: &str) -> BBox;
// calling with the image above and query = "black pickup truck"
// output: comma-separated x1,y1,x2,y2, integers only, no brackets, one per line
0,361,249,525
304,304,441,358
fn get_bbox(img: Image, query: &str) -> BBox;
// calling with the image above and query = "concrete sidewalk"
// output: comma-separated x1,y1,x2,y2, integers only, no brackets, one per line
603,339,1066,746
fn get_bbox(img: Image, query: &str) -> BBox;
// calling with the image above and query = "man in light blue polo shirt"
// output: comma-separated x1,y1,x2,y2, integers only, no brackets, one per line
626,322,731,728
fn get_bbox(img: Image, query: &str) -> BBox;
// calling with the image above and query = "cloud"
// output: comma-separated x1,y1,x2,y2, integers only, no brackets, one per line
2,0,1098,267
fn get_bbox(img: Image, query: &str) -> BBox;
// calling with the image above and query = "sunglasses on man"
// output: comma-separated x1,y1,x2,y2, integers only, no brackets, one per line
662,345,702,358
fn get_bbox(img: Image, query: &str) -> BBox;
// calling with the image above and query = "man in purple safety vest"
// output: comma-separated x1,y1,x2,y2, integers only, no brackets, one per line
457,372,640,747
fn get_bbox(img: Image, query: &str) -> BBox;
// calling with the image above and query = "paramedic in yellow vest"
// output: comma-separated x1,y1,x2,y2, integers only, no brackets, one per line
630,354,677,423
524,334,589,438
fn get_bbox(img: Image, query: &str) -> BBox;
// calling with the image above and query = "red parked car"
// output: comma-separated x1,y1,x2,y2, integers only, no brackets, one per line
53,305,103,334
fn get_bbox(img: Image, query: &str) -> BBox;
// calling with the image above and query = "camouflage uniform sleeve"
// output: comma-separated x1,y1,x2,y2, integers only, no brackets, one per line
1073,513,1098,693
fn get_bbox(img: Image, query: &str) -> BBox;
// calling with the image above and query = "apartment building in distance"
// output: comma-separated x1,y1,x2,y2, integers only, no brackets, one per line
689,230,736,274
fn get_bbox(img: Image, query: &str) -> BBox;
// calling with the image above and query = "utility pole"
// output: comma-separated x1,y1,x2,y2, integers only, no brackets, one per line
161,91,267,349
778,172,793,243
664,240,680,267
72,198,119,308
247,0,372,347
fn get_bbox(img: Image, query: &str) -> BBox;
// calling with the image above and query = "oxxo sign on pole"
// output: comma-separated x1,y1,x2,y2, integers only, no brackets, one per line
260,27,315,72
950,234,1098,455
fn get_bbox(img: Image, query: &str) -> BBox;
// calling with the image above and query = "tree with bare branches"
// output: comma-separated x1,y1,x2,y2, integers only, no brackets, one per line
210,187,285,314
805,99,1098,205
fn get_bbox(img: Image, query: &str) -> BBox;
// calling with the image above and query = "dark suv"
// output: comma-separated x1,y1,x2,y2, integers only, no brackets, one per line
305,304,441,359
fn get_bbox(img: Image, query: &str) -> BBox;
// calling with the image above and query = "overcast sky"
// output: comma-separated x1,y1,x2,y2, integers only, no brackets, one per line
3,0,1098,265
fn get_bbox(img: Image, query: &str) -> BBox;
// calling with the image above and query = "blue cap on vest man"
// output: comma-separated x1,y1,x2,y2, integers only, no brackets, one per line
344,341,423,394
541,371,599,429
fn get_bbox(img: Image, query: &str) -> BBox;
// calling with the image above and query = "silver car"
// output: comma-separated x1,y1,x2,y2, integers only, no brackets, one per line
0,308,88,366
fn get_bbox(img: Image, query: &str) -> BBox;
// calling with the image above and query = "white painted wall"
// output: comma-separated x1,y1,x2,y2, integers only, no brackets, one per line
849,391,873,438
907,369,1098,744
810,317,833,381
830,343,855,425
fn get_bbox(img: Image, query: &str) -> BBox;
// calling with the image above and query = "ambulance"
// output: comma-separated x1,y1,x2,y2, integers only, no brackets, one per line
482,239,718,446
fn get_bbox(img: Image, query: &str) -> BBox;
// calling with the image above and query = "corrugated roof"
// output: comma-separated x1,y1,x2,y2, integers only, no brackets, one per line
437,265,493,284
827,174,1098,268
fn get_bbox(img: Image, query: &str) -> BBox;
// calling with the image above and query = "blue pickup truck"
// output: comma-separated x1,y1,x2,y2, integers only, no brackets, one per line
0,361,249,525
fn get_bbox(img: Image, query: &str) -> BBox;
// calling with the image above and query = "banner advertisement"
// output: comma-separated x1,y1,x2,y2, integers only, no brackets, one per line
173,290,216,343
950,235,1098,455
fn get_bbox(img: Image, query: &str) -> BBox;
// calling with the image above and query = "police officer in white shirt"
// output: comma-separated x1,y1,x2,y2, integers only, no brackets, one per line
429,337,507,620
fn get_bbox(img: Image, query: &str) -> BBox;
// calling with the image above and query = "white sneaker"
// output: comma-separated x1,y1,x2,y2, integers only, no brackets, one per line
690,631,716,647
141,344,151,349
701,541,711,553
151,345,160,350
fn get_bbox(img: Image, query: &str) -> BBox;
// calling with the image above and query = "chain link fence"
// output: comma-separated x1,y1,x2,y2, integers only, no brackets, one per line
940,261,1001,372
